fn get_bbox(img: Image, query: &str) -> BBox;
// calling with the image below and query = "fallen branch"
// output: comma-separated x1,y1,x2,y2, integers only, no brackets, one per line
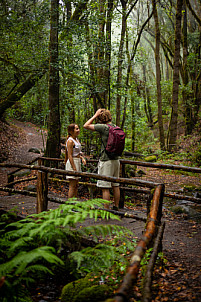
7,176,37,187
0,187,37,197
165,192,201,204
142,221,166,302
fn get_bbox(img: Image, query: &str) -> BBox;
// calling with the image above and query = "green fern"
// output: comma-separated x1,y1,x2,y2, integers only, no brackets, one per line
69,229,136,276
0,246,63,276
0,198,135,301
70,244,117,272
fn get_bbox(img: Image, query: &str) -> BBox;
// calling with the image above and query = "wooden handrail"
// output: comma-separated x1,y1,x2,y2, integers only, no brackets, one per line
113,184,165,302
39,156,201,173
0,162,161,188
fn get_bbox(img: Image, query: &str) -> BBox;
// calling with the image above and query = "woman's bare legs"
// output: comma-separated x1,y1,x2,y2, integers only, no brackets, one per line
68,179,79,198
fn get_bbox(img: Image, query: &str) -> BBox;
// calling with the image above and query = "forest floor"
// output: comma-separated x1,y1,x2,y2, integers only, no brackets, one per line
0,119,201,302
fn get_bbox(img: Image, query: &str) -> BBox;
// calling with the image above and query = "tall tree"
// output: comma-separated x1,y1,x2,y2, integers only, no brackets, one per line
45,0,60,160
116,0,127,126
116,0,139,126
105,0,114,109
167,0,183,151
181,1,191,135
152,0,165,150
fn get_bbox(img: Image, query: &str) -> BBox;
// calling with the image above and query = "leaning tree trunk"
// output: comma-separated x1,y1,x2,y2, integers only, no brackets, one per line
152,0,165,150
167,0,183,152
45,0,60,163
0,61,48,119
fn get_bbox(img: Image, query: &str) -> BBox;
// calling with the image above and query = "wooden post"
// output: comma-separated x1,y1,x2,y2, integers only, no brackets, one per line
7,173,14,195
37,158,48,213
119,162,125,209
157,184,165,225
146,190,154,217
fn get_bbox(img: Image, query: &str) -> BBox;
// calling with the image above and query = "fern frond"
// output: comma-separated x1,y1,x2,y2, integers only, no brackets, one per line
0,246,63,277
5,222,36,240
70,244,117,272
12,275,35,287
23,264,53,276
79,224,128,240
7,236,34,257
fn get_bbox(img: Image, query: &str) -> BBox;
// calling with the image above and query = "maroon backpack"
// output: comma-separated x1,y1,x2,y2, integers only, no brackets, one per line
105,124,125,159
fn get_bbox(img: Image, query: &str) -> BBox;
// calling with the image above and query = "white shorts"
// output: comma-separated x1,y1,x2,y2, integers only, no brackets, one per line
65,158,81,180
97,160,120,188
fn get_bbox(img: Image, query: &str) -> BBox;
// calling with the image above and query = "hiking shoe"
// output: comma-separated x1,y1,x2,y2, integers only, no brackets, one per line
112,206,119,211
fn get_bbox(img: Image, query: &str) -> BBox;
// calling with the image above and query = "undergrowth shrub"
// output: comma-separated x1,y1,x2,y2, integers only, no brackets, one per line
0,198,135,302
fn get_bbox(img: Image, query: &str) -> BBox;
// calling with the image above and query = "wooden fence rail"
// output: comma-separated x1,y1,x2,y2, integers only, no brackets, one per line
38,157,201,207
38,156,201,174
4,157,201,207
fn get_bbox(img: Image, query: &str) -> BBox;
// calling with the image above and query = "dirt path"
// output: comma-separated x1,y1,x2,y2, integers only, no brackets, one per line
0,119,46,186
0,120,201,301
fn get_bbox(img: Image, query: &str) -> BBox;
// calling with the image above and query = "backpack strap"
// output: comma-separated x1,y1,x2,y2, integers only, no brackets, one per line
100,124,111,151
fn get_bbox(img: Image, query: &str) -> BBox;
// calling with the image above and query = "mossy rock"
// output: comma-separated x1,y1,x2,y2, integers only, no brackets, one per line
75,284,112,302
183,185,197,192
23,184,37,192
13,169,31,177
61,275,96,302
144,155,157,162
61,275,113,302
171,205,189,214
28,147,40,154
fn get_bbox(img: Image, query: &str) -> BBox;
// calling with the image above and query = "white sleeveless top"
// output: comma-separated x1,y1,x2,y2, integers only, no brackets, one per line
66,137,81,157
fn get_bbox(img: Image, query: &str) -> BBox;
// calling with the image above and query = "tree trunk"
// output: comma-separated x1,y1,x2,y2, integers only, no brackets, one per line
105,0,114,109
121,8,153,129
131,86,135,152
152,0,165,150
45,0,60,162
116,0,127,126
0,61,48,119
84,20,105,110
167,0,183,152
182,3,192,135
142,63,153,128
97,0,107,106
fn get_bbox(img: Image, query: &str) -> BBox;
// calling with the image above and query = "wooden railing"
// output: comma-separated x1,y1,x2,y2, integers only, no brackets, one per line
1,156,201,210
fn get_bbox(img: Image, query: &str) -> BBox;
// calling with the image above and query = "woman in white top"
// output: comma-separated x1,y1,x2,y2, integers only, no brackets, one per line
65,124,86,198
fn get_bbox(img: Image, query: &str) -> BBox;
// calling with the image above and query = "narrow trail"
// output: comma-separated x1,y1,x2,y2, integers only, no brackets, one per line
0,119,201,301
0,119,46,186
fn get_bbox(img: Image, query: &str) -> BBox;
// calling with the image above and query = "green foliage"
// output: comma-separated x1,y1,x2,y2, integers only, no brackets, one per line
191,146,201,166
140,248,153,277
70,230,136,287
0,198,131,301
0,208,18,227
